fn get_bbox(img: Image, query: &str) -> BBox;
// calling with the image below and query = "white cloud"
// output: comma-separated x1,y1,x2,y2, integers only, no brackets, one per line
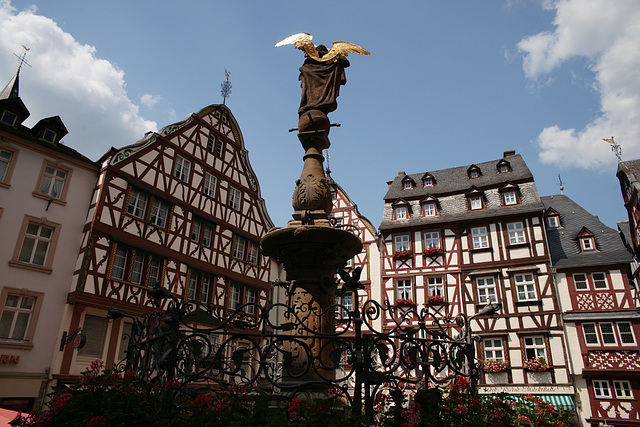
518,0,640,169
140,94,162,109
0,0,156,160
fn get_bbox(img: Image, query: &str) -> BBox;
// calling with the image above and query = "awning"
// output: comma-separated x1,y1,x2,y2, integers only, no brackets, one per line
539,394,574,411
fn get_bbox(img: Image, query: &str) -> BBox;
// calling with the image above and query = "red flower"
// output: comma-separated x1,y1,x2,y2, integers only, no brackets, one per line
88,416,107,427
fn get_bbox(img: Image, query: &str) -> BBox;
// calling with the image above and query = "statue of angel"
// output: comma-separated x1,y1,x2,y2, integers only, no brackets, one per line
276,33,369,127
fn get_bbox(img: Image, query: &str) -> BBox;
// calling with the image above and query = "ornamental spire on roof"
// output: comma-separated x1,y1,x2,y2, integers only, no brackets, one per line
0,46,30,100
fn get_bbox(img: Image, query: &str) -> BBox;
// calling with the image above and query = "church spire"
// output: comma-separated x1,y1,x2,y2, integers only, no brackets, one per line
1,46,30,100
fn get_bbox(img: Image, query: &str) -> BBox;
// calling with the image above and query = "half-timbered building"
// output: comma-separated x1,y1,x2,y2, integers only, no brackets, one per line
379,151,572,409
51,104,273,380
328,172,381,331
543,194,639,426
0,69,98,410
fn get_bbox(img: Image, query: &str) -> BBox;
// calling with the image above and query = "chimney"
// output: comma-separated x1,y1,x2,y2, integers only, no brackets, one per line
503,150,516,158
387,181,393,189
398,171,406,176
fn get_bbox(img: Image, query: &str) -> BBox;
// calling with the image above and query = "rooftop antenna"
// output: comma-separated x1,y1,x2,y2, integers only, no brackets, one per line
558,174,565,195
14,45,31,72
221,68,232,105
603,136,621,161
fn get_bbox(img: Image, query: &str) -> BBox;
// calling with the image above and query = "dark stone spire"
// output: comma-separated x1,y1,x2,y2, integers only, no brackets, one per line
0,71,19,100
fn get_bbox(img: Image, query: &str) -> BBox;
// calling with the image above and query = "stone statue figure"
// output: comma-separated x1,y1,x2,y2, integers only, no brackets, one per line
276,33,369,133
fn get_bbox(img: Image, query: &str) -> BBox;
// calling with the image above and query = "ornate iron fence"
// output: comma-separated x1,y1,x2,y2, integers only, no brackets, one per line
107,276,490,422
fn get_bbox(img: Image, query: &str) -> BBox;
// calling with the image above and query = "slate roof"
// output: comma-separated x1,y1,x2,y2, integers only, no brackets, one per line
541,194,631,268
617,159,640,190
379,154,544,231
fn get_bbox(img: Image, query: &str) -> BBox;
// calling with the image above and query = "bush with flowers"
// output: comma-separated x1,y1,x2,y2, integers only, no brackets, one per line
10,361,575,427
523,357,550,372
393,249,412,260
423,247,442,257
394,298,415,307
484,359,510,373
426,295,446,306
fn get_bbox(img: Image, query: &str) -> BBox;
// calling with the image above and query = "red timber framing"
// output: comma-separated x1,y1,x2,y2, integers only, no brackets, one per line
58,105,273,376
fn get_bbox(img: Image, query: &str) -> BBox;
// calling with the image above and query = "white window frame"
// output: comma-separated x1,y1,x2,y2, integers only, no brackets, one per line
230,285,242,310
423,231,440,249
471,226,489,249
149,199,169,228
0,294,36,341
0,149,13,182
174,156,191,182
583,323,599,345
592,272,608,289
247,241,259,265
0,110,17,126
581,237,595,251
514,273,537,301
229,187,242,210
38,165,67,199
476,276,497,304
573,273,588,290
599,322,617,345
233,235,247,260
507,222,526,244
483,338,504,360
593,380,611,398
617,322,636,345
403,181,412,190
17,223,54,267
423,177,433,187
524,336,546,359
499,164,509,174
203,172,217,197
244,288,257,315
394,206,407,220
547,216,559,228
423,203,436,217
127,188,149,218
613,380,634,399
503,191,517,205
394,234,410,252
469,195,483,210
427,276,444,297
396,279,413,300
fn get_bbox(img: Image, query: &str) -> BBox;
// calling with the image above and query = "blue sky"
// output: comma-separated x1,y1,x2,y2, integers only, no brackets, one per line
1,0,639,230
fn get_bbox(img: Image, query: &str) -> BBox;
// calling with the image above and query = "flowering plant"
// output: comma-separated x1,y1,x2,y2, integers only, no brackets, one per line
423,247,442,257
393,249,412,259
426,295,446,306
395,298,415,307
484,359,510,373
523,357,549,372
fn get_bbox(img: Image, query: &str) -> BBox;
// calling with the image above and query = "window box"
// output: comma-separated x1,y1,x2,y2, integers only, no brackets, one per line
393,250,412,260
484,359,509,373
394,298,415,307
523,357,549,372
426,295,446,306
423,247,442,257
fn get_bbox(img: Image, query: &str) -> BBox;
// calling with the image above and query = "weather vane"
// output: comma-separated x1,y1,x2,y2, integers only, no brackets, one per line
558,174,564,195
221,68,232,105
14,45,31,72
603,137,621,161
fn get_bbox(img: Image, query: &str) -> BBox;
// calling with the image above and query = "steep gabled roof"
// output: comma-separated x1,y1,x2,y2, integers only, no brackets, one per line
541,194,631,268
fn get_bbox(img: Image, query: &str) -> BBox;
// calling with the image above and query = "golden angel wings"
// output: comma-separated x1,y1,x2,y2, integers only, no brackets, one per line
275,33,370,63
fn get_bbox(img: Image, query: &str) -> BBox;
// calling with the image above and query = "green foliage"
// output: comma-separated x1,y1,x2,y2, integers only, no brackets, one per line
10,363,576,427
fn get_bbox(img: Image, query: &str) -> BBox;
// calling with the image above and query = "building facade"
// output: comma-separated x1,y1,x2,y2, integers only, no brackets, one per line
378,151,573,410
0,71,98,410
51,104,274,381
542,194,639,426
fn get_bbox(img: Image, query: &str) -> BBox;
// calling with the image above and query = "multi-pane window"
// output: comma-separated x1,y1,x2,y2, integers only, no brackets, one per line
230,285,242,310
77,315,108,358
233,235,246,260
229,285,258,314
469,196,483,210
613,380,633,399
1,110,17,126
126,187,171,229
423,177,433,187
600,323,617,345
499,164,509,174
203,172,217,197
618,322,636,344
423,231,440,249
547,216,559,228
581,237,595,251
396,279,413,300
187,271,214,303
476,277,497,304
191,219,214,247
403,181,412,190
174,156,191,182
514,273,537,301
427,276,444,297
503,191,517,205
247,241,259,265
583,322,636,346
130,252,145,285
394,206,407,220
483,338,504,360
335,294,353,318
202,225,213,247
592,272,608,289
0,294,35,341
233,235,259,264
245,288,257,315
191,220,202,242
38,165,67,199
507,222,526,244
469,170,479,179
41,129,57,143
593,380,611,398
573,273,588,290
18,223,54,266
471,226,489,249
394,234,410,251
423,202,436,217
583,324,599,345
523,336,546,359
0,149,13,182
215,140,225,158
229,187,242,210
110,245,163,287
148,258,162,287
206,135,216,153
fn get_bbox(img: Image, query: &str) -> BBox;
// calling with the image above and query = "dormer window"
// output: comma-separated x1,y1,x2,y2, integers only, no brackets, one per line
403,181,412,190
466,187,485,211
547,216,559,228
392,199,410,221
420,195,439,217
422,173,435,187
498,183,520,206
1,110,17,126
467,165,482,179
577,227,596,251
41,128,57,143
496,159,511,174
